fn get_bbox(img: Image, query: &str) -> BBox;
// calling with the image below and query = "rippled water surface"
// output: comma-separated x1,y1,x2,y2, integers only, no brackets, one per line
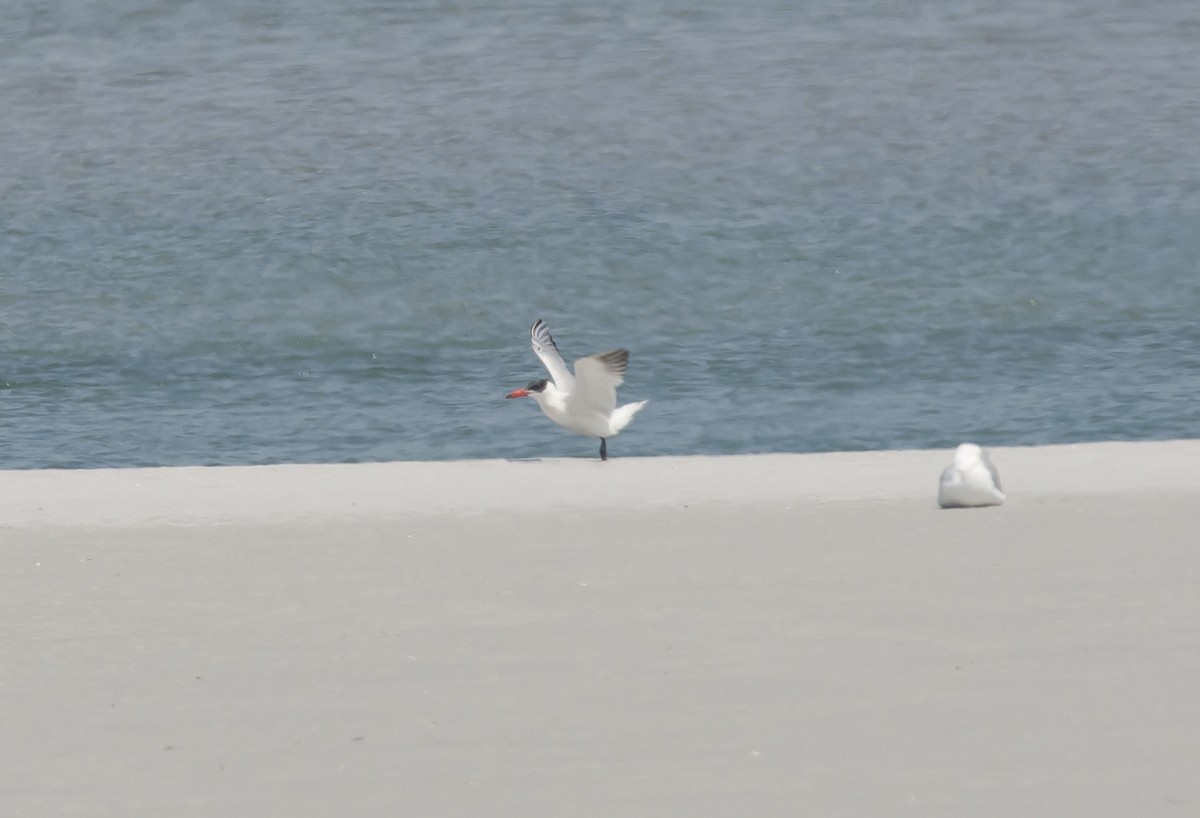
2,0,1198,467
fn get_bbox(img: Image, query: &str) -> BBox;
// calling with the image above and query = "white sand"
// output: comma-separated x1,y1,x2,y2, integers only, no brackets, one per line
4,439,1199,527
3,440,1198,816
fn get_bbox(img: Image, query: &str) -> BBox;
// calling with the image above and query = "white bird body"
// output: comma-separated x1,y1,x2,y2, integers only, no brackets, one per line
507,319,647,459
938,443,1006,508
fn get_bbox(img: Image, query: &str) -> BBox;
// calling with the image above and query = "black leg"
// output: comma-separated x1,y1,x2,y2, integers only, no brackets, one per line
599,438,607,461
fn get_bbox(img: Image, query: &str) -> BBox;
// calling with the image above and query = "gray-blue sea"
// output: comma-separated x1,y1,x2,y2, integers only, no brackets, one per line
2,0,1198,468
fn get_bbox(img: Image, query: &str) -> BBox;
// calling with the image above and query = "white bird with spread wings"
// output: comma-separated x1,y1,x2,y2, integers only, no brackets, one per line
506,319,648,461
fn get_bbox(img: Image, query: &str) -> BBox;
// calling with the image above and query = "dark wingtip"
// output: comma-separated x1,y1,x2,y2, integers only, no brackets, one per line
597,348,630,372
531,319,559,351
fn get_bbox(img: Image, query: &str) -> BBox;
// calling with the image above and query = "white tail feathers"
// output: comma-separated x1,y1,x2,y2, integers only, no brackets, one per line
609,400,648,435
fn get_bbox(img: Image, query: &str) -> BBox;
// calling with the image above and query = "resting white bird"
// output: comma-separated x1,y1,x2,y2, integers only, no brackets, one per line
505,319,648,461
938,443,1006,508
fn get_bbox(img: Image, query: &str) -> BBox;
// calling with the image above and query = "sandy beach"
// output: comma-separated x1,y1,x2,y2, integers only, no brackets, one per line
3,440,1198,816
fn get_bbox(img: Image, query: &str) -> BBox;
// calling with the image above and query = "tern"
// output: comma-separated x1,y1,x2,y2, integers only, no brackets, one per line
938,443,1006,508
505,319,648,461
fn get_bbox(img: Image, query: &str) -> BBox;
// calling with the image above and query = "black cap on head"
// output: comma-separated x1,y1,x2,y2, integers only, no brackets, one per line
526,378,549,393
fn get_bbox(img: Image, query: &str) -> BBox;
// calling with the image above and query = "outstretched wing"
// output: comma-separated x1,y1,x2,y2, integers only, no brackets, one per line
531,319,574,390
568,349,628,415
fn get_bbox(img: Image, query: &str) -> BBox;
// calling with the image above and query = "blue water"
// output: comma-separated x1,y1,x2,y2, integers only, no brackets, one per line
2,0,1198,467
